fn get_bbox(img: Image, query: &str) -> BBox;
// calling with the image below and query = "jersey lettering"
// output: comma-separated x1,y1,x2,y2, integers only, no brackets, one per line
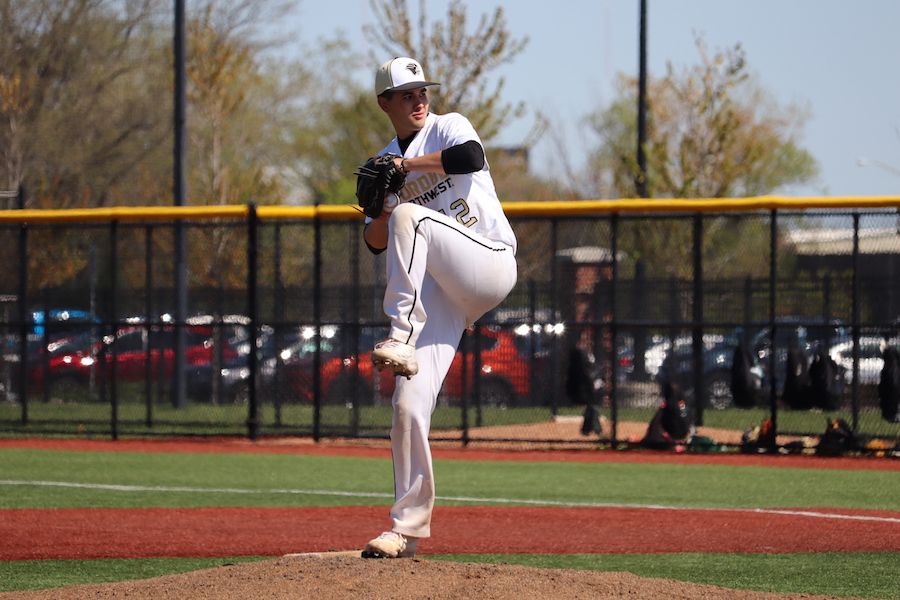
401,172,441,199
407,176,455,207
451,199,477,227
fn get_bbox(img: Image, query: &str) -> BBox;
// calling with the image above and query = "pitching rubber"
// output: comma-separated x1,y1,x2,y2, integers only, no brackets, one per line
283,550,363,558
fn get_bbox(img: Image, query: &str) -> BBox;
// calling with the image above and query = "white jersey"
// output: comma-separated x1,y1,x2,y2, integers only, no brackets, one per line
364,111,519,543
379,112,517,254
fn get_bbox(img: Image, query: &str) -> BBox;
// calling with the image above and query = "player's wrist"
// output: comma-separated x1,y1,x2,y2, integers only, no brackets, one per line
399,158,409,174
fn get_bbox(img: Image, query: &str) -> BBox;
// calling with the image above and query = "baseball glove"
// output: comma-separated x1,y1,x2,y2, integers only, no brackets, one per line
354,153,406,218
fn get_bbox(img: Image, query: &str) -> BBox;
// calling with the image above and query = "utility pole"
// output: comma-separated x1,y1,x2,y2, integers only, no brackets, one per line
636,0,648,199
173,0,188,408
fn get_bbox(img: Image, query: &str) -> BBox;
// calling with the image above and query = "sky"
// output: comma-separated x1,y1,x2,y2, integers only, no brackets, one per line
281,0,900,198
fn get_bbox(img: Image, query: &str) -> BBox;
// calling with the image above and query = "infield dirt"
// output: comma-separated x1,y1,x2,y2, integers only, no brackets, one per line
0,555,887,600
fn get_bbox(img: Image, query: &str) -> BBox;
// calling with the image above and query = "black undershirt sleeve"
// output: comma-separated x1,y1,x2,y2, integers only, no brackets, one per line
366,239,386,255
364,138,483,255
441,140,485,174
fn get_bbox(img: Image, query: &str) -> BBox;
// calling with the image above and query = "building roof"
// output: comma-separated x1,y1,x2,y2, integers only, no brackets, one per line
786,226,900,255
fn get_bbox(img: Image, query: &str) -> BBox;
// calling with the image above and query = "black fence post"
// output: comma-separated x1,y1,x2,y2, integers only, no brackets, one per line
110,220,119,441
246,204,260,440
474,325,483,428
460,329,470,446
272,222,284,428
349,224,361,436
549,218,561,427
312,200,322,442
609,213,620,440
144,226,154,427
16,185,28,424
41,289,51,404
851,214,860,432
767,210,778,442
692,213,705,427
528,279,539,407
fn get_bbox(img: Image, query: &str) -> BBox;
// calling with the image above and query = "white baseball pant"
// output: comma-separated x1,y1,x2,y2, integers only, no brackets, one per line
382,202,517,538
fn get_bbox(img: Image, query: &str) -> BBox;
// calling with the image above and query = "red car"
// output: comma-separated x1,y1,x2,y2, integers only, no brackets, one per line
287,326,550,408
32,325,236,400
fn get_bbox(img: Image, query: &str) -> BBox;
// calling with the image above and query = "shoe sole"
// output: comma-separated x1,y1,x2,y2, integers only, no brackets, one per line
361,548,416,559
372,358,418,379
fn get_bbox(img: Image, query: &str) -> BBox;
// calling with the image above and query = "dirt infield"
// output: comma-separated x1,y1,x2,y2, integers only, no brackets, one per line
0,556,889,600
2,435,898,599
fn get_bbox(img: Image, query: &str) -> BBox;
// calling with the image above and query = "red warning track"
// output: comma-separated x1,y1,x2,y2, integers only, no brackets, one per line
1,438,898,561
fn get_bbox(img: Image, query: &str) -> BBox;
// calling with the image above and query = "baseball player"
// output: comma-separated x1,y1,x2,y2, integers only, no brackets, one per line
359,57,518,558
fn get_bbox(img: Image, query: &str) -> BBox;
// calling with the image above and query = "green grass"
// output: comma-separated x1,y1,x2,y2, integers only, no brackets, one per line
0,402,569,436
5,391,899,440
2,448,898,510
1,445,898,596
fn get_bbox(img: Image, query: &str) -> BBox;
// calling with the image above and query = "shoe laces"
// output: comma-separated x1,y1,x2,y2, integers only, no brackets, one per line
376,531,408,549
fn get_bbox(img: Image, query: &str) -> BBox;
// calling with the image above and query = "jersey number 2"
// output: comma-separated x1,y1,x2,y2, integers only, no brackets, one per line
448,199,477,228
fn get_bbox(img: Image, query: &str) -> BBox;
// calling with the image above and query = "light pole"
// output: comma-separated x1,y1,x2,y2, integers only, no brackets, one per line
636,0,648,199
173,0,188,408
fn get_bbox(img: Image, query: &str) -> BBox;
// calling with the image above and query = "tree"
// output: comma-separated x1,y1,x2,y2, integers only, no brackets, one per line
0,0,169,209
299,0,547,208
582,38,819,280
587,38,818,200
0,0,172,299
364,0,529,144
283,38,392,202
178,2,278,291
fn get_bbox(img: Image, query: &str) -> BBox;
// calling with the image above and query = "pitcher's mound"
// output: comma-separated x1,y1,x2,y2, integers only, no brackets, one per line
0,556,873,600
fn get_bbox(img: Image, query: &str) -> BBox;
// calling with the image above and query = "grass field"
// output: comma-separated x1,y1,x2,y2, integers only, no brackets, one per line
3,400,898,442
1,445,898,598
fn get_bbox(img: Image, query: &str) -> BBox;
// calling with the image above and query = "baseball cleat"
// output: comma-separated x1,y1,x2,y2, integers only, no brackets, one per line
371,338,419,378
361,531,417,559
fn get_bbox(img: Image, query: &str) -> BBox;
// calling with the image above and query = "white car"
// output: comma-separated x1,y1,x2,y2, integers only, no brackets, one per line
644,334,725,378
828,336,896,385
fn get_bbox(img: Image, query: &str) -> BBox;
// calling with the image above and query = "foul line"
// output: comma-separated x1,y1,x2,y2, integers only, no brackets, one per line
2,480,899,524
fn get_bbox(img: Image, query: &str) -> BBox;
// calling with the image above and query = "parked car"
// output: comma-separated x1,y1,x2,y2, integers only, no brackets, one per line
29,309,100,338
645,334,724,379
187,324,346,404
656,318,848,410
288,325,551,408
828,336,899,386
33,324,237,402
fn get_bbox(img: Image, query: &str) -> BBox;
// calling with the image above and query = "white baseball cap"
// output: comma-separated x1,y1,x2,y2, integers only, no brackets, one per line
375,57,441,96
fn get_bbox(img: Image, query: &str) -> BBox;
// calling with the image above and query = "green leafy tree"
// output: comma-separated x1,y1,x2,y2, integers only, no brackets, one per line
283,38,390,203
587,38,818,200
0,0,168,209
585,38,819,280
0,0,168,297
302,0,549,208
364,0,529,143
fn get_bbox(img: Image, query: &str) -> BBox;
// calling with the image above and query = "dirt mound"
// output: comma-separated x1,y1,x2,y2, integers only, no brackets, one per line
0,555,875,600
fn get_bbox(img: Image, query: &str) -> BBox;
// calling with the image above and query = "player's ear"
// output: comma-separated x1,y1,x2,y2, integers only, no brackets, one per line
377,96,390,113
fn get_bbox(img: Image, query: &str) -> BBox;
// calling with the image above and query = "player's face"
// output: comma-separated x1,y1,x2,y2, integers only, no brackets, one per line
380,87,430,138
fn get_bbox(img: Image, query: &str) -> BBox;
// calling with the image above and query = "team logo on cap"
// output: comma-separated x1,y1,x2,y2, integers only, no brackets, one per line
405,63,420,75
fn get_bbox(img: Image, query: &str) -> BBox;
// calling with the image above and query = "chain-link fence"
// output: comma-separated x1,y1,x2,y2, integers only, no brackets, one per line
1,198,899,453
